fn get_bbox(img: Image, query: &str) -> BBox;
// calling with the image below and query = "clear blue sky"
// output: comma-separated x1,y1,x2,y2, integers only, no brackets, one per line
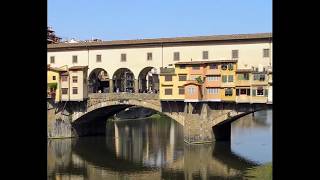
48,0,272,41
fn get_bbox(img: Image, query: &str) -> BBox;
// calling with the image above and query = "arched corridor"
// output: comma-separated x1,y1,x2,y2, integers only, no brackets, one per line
138,67,159,93
88,68,110,93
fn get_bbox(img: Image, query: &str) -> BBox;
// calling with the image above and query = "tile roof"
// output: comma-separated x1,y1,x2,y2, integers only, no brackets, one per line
175,60,237,65
69,66,89,70
48,33,272,49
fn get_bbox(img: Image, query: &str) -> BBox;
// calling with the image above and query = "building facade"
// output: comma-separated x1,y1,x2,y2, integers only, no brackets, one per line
47,33,272,96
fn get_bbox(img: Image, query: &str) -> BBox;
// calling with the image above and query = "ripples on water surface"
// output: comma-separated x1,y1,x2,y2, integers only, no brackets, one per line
47,110,272,179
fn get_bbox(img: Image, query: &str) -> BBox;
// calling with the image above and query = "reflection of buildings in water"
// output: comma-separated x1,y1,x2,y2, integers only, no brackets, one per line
48,121,257,180
232,110,272,130
47,139,73,176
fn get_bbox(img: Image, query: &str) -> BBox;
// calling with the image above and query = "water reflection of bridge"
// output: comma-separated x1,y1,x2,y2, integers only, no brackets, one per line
47,113,269,179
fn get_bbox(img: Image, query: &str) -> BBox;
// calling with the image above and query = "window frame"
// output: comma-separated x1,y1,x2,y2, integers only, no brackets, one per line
165,75,172,81
165,88,172,95
72,55,78,64
96,54,102,62
61,88,68,95
173,52,180,61
232,50,239,59
202,51,209,59
178,75,187,81
72,76,78,83
147,52,152,61
50,56,55,64
121,53,127,62
72,87,78,95
263,48,270,58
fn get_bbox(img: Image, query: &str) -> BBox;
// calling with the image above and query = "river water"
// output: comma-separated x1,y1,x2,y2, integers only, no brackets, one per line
47,110,272,180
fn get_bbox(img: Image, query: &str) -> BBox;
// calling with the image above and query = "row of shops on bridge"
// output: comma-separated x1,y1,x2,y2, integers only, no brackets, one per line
47,60,272,104
159,60,272,104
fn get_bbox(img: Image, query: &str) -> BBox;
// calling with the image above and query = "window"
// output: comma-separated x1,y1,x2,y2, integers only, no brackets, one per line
192,65,200,70
50,56,55,64
72,55,78,63
257,88,264,96
207,76,219,81
72,87,78,94
180,65,186,69
264,89,268,96
174,52,180,61
165,88,172,95
179,75,187,81
237,88,251,96
96,54,102,62
221,64,228,70
207,88,219,94
238,73,249,80
232,50,238,59
209,64,218,69
72,76,78,83
228,64,234,70
147,52,152,60
61,88,68,95
254,74,265,81
179,87,185,95
222,75,227,82
202,51,208,59
165,75,172,81
61,76,68,81
188,87,196,94
228,75,233,82
263,49,270,58
121,53,126,62
252,89,256,96
52,76,56,80
225,88,233,96
240,89,247,95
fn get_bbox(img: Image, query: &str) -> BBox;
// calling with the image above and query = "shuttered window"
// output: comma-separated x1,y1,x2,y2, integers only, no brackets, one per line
252,89,256,96
232,50,238,59
228,75,233,82
165,88,172,95
174,52,180,61
202,51,208,59
222,75,227,82
179,87,185,95
165,75,172,81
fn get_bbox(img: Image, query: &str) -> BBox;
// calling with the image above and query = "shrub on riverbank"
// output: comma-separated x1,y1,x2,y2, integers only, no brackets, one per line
244,162,272,180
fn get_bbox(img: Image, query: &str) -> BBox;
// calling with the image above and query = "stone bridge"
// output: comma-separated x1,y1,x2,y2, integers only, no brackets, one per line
48,93,271,143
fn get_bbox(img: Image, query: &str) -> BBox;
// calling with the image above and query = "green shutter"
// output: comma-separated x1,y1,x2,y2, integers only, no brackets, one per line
222,75,227,82
252,89,256,96
265,89,268,96
228,75,233,82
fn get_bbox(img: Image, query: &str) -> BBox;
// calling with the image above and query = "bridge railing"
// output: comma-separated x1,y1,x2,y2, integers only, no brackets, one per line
88,93,159,101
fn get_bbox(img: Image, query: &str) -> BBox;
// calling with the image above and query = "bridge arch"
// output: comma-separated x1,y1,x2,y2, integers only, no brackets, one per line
112,68,135,92
88,68,110,93
138,67,159,93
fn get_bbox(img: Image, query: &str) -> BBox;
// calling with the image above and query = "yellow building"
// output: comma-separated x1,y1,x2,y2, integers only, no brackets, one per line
219,61,237,102
47,65,67,102
159,60,237,102
250,70,269,103
235,69,252,103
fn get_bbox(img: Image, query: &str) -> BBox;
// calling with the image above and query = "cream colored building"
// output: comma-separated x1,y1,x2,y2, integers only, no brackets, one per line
47,33,272,93
60,66,88,101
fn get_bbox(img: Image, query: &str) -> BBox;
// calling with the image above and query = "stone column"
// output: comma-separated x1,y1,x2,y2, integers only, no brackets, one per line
134,79,139,93
109,79,113,93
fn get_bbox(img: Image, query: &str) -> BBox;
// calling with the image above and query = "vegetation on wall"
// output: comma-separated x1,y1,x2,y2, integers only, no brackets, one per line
48,82,58,90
